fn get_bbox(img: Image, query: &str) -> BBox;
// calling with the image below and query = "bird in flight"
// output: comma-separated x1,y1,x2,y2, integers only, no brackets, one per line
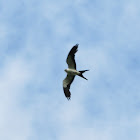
63,44,89,100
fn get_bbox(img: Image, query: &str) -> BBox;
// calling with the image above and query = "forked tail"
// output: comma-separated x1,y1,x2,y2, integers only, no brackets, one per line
78,70,89,80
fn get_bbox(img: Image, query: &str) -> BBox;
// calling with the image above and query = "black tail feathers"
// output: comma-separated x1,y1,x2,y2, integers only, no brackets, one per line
79,70,89,74
78,70,89,80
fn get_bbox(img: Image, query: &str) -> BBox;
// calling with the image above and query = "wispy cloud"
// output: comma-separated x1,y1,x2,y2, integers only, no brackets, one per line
0,0,140,140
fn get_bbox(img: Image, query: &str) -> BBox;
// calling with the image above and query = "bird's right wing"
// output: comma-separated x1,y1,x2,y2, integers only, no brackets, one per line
63,74,75,100
66,44,78,70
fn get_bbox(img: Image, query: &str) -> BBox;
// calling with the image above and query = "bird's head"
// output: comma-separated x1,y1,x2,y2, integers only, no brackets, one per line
64,69,67,73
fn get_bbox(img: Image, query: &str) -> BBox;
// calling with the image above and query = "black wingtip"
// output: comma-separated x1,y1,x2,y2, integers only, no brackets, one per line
63,87,71,100
73,44,79,49
69,44,78,55
67,97,71,100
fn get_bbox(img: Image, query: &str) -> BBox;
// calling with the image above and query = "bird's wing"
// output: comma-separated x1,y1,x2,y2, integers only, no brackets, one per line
66,44,78,70
63,74,75,100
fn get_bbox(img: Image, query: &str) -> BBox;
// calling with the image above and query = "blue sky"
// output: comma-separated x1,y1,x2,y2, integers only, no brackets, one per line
0,0,140,139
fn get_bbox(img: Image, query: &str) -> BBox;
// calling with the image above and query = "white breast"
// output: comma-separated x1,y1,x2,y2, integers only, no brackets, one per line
67,69,80,75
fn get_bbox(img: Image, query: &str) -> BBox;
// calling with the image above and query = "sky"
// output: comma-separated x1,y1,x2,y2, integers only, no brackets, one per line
0,0,140,140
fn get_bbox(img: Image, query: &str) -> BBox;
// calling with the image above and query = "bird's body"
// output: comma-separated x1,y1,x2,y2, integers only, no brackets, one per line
65,68,80,76
63,44,89,100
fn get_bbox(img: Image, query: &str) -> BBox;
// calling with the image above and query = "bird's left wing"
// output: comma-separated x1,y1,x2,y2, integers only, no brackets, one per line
66,44,78,70
63,74,75,100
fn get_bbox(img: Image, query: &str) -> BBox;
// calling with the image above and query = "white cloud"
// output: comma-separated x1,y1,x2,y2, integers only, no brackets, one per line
0,56,33,140
0,0,140,140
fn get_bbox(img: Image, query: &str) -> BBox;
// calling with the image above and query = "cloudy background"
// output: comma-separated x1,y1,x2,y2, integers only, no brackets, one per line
0,0,140,139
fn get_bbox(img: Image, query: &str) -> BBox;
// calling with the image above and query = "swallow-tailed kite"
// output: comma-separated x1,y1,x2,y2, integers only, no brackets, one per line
63,44,89,100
